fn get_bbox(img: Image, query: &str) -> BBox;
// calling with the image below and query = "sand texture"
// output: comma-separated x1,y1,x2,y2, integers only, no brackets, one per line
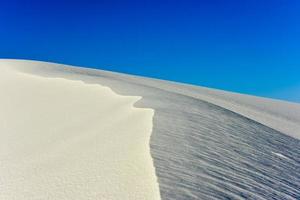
0,59,299,199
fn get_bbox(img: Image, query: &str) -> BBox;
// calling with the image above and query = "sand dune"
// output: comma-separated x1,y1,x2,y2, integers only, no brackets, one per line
0,59,299,199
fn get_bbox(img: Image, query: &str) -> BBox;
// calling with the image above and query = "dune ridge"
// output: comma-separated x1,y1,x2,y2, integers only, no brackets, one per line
5,59,299,140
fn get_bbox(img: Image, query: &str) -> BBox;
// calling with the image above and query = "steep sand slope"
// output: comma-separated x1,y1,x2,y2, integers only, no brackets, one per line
0,60,299,199
0,65,160,200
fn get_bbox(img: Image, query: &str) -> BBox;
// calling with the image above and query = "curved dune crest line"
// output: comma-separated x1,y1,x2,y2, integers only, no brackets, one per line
4,59,299,140
0,67,161,199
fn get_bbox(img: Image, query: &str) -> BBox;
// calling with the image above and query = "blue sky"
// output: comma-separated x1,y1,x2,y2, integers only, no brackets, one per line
1,0,300,103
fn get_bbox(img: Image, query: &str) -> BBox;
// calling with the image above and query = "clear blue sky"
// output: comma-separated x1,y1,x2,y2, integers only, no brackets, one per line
1,0,300,102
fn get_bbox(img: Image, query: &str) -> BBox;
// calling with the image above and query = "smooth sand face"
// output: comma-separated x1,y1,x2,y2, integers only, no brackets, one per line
0,66,160,199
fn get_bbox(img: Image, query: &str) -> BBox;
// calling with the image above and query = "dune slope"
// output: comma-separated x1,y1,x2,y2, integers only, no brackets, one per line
0,65,160,200
0,59,299,200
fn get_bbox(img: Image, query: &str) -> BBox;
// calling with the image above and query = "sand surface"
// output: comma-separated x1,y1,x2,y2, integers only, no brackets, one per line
0,65,160,199
0,60,299,200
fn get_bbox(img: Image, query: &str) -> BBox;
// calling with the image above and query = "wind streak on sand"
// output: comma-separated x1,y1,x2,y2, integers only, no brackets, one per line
1,60,300,200
0,65,161,200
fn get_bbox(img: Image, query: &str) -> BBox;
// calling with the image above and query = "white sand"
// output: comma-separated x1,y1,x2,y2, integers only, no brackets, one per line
1,59,299,200
0,66,161,199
